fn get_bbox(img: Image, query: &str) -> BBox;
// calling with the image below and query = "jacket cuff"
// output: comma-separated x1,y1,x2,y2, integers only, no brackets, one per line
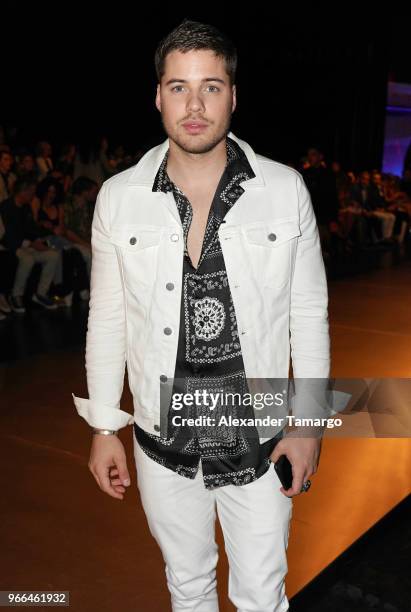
72,393,134,430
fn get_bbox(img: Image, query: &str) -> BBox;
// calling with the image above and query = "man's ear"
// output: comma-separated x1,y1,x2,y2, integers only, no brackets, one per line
232,84,237,113
155,84,161,112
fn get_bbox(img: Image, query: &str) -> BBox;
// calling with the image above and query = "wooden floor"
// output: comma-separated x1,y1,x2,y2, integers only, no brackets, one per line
1,258,410,611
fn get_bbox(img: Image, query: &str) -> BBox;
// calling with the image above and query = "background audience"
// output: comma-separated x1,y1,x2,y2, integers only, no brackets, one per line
0,126,410,322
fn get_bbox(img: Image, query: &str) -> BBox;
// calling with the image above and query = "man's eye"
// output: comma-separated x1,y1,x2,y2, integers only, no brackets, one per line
171,85,220,93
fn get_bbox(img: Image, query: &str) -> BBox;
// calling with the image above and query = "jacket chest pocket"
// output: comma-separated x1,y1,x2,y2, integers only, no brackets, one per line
244,218,301,289
110,225,163,289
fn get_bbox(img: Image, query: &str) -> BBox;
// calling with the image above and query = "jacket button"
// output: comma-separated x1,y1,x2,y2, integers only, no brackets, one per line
163,327,172,335
166,282,175,291
160,374,168,382
129,236,137,245
154,424,160,432
170,233,179,242
268,233,277,241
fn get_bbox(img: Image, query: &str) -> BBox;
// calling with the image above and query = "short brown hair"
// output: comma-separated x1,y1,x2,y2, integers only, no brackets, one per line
154,18,237,86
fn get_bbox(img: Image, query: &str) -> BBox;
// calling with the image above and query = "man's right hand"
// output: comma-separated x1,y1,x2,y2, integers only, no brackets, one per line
88,435,131,500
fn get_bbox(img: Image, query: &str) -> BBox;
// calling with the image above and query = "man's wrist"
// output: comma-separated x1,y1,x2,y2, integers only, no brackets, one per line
284,423,325,439
92,428,119,436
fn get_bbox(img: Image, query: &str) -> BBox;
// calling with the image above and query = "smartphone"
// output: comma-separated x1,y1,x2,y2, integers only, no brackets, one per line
274,454,293,490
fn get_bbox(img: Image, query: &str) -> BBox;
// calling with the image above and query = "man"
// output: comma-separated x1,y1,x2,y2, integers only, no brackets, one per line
369,171,396,240
350,170,390,243
0,212,15,320
0,178,59,312
16,151,38,183
72,19,330,612
36,141,54,181
0,151,17,203
302,147,340,253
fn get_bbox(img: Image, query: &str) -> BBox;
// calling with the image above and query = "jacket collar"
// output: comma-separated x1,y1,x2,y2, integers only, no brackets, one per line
127,131,265,189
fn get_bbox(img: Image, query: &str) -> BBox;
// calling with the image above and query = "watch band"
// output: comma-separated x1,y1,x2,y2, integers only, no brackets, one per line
92,428,119,436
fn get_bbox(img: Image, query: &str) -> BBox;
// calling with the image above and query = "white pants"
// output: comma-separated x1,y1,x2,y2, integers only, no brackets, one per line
133,435,293,612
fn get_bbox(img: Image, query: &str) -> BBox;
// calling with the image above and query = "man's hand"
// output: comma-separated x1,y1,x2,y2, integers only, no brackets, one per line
88,435,131,500
270,434,322,498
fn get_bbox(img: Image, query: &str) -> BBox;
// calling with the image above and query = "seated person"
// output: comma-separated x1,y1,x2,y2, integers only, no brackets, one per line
337,186,368,247
30,177,89,305
0,214,17,320
0,178,59,313
63,176,98,298
369,172,396,240
15,151,39,183
350,171,386,243
0,150,17,204
383,175,411,244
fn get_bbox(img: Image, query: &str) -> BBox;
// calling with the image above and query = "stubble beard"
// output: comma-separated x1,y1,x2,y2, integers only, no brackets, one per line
161,110,233,155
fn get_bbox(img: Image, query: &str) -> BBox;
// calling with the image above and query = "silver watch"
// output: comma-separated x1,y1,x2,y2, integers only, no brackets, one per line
92,428,119,436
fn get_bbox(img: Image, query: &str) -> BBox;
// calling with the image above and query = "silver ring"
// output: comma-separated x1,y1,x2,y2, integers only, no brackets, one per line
300,479,311,493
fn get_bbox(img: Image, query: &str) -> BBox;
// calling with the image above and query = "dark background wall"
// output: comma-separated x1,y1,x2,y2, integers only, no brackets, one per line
3,4,408,171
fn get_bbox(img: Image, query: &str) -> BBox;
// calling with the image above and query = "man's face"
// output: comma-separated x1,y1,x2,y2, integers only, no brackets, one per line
21,155,34,172
360,172,370,186
307,149,322,167
372,172,382,186
19,185,36,204
0,153,13,173
155,49,236,155
45,185,57,202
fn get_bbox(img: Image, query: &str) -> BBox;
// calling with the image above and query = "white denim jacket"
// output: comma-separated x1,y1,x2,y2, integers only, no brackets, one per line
72,131,330,440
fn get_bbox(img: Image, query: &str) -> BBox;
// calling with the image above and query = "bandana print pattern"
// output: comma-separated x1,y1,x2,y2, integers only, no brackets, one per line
134,136,283,489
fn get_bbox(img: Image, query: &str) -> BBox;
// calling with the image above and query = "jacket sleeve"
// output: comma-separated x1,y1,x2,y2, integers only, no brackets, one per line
72,181,134,430
289,172,331,423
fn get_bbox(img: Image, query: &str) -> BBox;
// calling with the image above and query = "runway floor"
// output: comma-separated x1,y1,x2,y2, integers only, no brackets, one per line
1,253,410,611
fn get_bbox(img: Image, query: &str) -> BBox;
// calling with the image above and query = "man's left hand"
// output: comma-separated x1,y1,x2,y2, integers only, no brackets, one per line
270,435,322,497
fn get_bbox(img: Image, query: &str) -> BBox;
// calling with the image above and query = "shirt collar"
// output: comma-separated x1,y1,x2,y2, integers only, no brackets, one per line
152,135,255,193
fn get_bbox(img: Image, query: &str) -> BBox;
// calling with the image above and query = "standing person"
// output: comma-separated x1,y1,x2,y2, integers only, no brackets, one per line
72,19,330,612
302,147,340,257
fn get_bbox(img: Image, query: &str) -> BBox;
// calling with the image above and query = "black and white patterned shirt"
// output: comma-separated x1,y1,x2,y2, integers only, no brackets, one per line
134,136,283,489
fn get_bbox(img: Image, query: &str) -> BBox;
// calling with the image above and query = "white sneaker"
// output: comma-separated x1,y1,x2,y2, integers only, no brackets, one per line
79,289,90,301
10,295,26,313
0,293,12,314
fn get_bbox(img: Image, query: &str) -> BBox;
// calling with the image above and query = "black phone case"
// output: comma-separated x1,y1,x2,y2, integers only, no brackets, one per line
274,454,293,490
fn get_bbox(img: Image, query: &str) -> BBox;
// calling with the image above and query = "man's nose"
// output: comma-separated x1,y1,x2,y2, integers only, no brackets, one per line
186,92,205,113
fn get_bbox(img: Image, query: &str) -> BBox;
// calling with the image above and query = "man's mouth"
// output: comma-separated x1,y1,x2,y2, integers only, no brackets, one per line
182,122,208,134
